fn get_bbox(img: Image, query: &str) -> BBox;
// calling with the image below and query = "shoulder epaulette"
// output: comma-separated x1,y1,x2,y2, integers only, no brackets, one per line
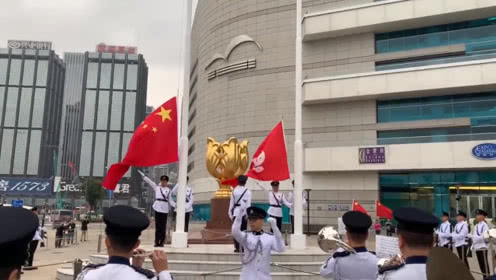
378,263,404,274
132,266,155,279
332,251,351,258
76,264,105,280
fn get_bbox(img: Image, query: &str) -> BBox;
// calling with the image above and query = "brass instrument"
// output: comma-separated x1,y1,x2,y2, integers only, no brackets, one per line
377,254,405,274
317,226,356,254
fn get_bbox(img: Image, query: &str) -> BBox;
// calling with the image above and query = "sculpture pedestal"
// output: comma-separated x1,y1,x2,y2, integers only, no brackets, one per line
199,197,233,244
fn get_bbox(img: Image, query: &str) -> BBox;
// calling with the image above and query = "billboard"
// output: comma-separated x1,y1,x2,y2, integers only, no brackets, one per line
8,40,52,50
0,177,53,196
96,43,137,54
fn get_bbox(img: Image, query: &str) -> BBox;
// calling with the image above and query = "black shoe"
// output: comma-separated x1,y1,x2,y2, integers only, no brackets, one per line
234,249,239,253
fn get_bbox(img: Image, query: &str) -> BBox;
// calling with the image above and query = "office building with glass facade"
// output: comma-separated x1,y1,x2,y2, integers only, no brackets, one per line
190,0,496,227
0,45,65,179
59,50,148,200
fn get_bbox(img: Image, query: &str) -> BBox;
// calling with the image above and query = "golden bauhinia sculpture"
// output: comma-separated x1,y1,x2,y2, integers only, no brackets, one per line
206,137,249,198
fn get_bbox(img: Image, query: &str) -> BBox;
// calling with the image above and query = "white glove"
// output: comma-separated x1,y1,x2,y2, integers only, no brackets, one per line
267,217,277,229
138,170,145,177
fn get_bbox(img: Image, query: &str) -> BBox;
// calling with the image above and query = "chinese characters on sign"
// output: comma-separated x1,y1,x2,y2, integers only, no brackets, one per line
359,147,386,164
8,40,52,50
0,178,52,196
328,204,350,211
96,43,137,54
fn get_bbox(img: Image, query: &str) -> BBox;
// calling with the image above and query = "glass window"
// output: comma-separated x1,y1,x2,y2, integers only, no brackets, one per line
0,86,4,124
4,87,19,127
83,90,96,129
107,132,120,165
36,60,48,87
18,88,32,128
31,88,45,128
79,132,93,176
126,64,137,90
13,129,28,174
92,132,106,176
0,58,8,85
121,133,132,177
0,129,14,174
110,91,123,130
113,63,125,90
99,63,112,89
8,59,22,85
96,91,109,130
22,60,35,86
26,130,41,175
86,62,99,88
123,92,136,131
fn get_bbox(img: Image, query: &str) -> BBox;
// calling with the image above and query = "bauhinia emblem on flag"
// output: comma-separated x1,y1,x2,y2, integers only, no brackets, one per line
376,200,393,220
103,97,179,190
252,152,265,173
352,199,368,215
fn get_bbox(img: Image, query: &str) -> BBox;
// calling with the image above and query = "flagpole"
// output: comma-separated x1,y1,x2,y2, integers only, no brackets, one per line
291,0,306,250
172,0,192,249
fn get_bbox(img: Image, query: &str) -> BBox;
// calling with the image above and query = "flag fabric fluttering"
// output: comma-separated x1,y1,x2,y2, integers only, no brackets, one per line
103,97,179,190
67,160,81,184
376,200,393,220
352,199,368,215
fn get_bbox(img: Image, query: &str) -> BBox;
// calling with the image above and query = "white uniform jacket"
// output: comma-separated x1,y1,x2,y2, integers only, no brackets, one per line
231,209,285,280
228,185,252,220
471,221,489,251
320,247,378,280
169,184,194,213
436,221,452,247
377,256,427,280
286,191,307,216
452,221,469,248
76,256,173,280
143,176,171,214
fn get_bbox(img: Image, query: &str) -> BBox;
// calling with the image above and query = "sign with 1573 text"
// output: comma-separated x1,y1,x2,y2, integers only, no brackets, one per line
0,178,53,196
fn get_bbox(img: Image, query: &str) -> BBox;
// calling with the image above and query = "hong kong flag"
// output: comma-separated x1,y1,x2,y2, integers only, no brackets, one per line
352,199,368,215
376,200,393,220
103,97,178,190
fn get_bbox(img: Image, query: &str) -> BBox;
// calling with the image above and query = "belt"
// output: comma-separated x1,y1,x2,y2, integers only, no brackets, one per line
156,199,168,202
234,204,240,207
270,205,281,208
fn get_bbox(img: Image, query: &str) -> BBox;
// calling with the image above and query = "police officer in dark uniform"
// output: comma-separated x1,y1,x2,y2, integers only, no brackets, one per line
0,207,39,280
76,205,173,280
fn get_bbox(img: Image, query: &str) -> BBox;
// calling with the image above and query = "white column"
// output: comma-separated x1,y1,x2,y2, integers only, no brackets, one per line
172,0,192,249
291,0,306,250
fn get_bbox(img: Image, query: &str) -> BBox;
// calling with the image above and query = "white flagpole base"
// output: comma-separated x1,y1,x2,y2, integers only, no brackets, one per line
171,232,188,249
290,233,306,250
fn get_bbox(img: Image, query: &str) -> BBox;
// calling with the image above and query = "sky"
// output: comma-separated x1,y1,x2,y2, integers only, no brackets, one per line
0,0,197,108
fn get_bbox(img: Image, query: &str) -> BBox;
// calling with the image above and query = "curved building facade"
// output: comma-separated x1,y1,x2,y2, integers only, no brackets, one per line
190,0,496,228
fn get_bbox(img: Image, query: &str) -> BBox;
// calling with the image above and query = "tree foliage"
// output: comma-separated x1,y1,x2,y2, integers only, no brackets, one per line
85,179,105,211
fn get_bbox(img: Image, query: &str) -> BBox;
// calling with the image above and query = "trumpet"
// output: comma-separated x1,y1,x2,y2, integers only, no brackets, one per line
377,254,405,274
132,250,154,258
317,226,356,254
483,228,496,243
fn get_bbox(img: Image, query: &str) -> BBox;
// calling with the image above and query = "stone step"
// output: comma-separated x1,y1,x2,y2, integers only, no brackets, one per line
89,255,322,273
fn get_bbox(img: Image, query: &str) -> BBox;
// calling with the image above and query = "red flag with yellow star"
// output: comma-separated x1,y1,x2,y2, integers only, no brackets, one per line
103,97,178,190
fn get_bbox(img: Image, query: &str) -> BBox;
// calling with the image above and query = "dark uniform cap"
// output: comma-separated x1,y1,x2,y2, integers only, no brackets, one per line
457,210,467,218
160,175,169,181
343,211,372,234
270,181,280,186
238,175,248,184
476,209,488,216
247,206,267,219
442,211,449,218
0,207,39,268
104,205,149,239
394,207,439,234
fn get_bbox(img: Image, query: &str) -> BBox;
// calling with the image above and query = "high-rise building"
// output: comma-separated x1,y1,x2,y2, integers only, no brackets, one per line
59,44,148,199
0,40,65,179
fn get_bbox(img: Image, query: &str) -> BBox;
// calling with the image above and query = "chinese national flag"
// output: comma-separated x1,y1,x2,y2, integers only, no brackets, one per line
352,199,368,215
103,97,178,190
376,200,393,220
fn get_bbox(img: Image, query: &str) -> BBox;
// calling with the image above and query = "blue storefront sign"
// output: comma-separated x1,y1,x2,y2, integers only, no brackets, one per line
472,143,496,160
0,177,53,196
11,200,24,208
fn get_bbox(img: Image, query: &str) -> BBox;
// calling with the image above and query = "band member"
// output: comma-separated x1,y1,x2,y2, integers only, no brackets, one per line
287,180,307,234
139,171,171,247
169,176,194,232
436,212,452,248
231,206,285,280
0,207,38,280
320,211,378,279
452,210,469,268
76,205,173,280
228,175,252,252
256,181,291,232
471,209,490,279
378,207,439,280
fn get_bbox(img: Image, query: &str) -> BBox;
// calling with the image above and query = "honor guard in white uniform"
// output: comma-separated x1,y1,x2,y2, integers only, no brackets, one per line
228,175,252,252
76,205,173,280
231,206,285,280
320,211,378,279
139,171,171,247
287,180,307,234
452,210,469,268
436,211,452,248
169,176,194,232
377,207,439,280
256,181,291,232
0,207,39,280
470,208,490,278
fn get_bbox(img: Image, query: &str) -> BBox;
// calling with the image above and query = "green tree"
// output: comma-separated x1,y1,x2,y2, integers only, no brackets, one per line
85,179,105,211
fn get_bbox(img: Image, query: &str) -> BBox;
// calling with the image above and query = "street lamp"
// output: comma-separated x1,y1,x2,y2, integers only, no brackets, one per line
304,189,311,235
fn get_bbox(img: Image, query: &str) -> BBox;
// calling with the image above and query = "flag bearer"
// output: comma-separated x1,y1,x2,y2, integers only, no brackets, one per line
257,181,291,232
471,209,490,279
228,175,252,252
169,176,194,232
